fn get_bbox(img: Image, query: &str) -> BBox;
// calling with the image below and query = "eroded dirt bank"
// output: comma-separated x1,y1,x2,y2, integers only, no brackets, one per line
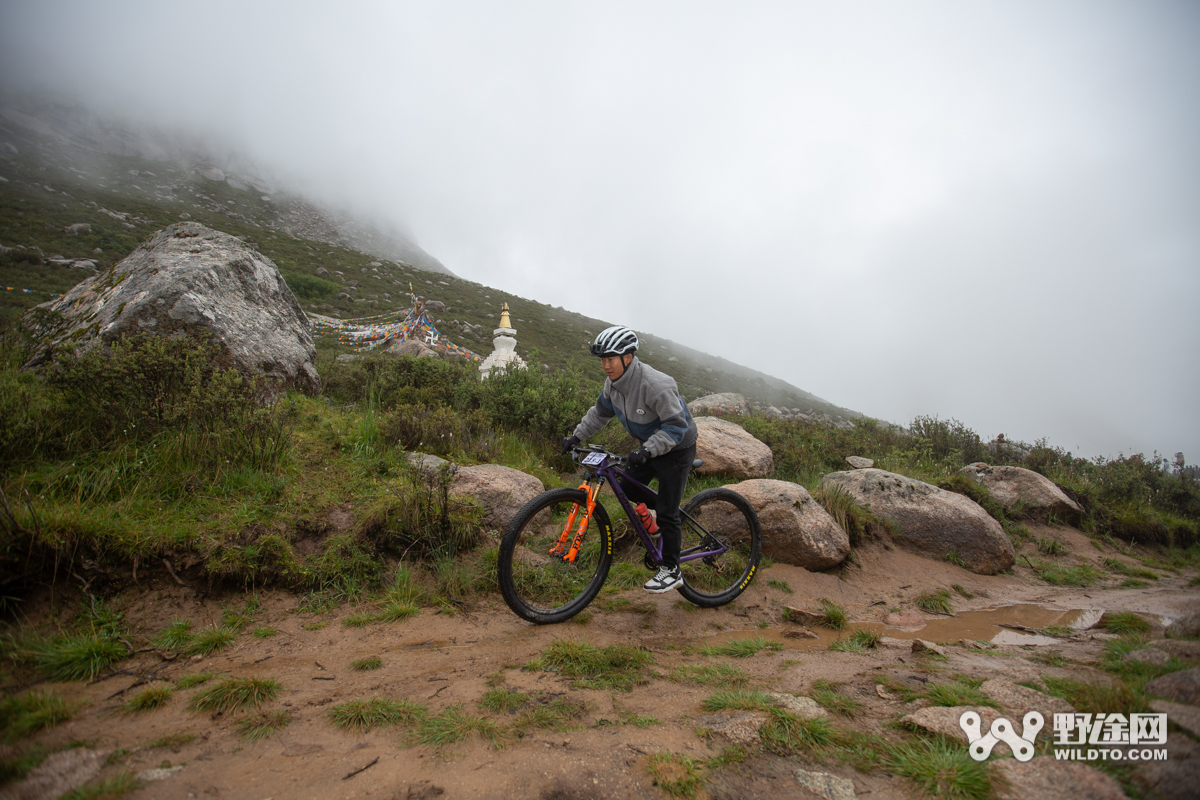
4,522,1199,800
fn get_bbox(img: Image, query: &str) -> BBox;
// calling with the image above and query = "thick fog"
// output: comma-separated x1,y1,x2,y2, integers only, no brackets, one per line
2,1,1197,461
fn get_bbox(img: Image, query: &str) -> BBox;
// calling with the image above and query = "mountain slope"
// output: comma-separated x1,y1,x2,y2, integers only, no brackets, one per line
0,103,859,423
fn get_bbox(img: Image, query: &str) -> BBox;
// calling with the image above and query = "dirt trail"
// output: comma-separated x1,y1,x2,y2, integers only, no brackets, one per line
8,522,1199,800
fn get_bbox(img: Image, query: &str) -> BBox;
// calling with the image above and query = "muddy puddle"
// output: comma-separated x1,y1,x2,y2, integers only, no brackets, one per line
709,604,1104,650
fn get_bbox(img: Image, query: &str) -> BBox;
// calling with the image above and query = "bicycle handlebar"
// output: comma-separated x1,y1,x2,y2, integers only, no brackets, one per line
569,445,628,467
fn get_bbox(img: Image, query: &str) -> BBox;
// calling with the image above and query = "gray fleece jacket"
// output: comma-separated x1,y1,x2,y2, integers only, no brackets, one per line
573,357,698,457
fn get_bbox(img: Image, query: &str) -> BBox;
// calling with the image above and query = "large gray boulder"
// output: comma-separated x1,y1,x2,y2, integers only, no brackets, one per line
694,417,774,479
451,464,544,533
959,462,1082,521
820,469,1014,574
688,392,751,417
726,479,849,569
25,223,319,393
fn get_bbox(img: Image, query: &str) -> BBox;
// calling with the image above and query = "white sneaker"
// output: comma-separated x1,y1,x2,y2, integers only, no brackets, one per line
644,565,683,593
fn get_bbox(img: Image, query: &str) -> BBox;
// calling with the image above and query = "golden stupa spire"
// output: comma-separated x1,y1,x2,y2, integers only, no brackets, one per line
499,302,512,328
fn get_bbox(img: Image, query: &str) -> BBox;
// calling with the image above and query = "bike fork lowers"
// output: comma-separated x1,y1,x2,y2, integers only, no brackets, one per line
548,481,600,563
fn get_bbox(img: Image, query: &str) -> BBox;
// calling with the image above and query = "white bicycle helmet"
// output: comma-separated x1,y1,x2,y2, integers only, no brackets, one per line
590,325,639,357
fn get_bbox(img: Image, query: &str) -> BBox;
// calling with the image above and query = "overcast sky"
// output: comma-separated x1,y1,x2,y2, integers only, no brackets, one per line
3,1,1197,461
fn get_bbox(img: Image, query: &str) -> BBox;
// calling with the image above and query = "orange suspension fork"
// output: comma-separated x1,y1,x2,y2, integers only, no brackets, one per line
548,482,599,563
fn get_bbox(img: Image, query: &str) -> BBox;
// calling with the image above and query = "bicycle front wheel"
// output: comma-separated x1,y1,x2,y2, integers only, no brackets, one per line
497,487,613,624
677,487,762,608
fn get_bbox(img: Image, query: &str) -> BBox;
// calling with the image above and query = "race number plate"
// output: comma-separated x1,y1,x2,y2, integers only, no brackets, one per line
581,451,607,466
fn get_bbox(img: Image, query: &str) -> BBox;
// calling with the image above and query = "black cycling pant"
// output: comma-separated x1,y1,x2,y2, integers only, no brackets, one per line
617,442,696,569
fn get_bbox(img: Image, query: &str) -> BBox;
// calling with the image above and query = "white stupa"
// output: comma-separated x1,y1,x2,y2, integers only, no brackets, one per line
479,302,527,379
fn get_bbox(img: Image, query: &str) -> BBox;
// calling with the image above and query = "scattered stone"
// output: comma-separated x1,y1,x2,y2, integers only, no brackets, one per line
1122,648,1172,667
450,464,544,533
845,456,874,469
1144,666,1200,705
993,756,1125,800
424,300,446,312
1166,611,1200,640
794,769,857,800
688,392,751,417
1152,639,1200,660
92,247,102,254
693,417,774,479
911,639,945,656
3,747,108,800
695,711,769,744
980,679,1075,718
335,354,358,363
959,462,1082,521
179,212,190,219
770,693,826,719
876,684,899,701
315,267,330,278
64,222,91,235
407,452,451,477
138,765,186,781
883,609,926,628
1132,731,1200,800
782,628,819,639
784,606,826,627
23,223,320,394
725,479,849,569
876,637,910,650
198,166,226,181
820,468,1015,574
1150,699,1200,739
901,706,1002,744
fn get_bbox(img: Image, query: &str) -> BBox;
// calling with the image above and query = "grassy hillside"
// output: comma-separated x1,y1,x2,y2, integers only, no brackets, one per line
0,116,855,420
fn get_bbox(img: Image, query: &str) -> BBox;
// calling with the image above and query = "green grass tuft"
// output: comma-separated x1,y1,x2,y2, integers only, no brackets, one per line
236,710,291,742
151,620,193,650
700,690,775,712
186,626,237,657
915,589,953,615
668,663,750,689
698,636,783,658
760,708,833,753
1035,562,1102,587
327,696,426,732
0,690,75,743
883,738,992,799
1103,558,1160,581
817,599,847,630
188,677,282,714
1100,611,1152,635
829,629,882,653
923,675,997,709
514,695,588,733
767,579,793,593
810,680,864,717
479,688,529,713
122,686,173,713
532,639,654,691
252,627,278,639
175,672,214,689
59,772,143,800
646,751,706,799
415,704,506,747
1037,537,1067,556
33,634,127,681
351,656,383,671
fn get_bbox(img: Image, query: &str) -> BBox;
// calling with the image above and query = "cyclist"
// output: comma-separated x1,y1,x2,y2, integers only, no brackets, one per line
561,325,698,593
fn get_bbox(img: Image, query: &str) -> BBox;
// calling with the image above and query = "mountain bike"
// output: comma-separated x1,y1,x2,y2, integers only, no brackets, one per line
497,445,762,624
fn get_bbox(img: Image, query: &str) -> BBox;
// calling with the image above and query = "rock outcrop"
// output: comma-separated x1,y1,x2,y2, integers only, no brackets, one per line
25,222,319,393
693,417,774,479
820,469,1014,574
725,479,849,569
688,392,751,417
993,758,1126,800
959,462,1082,521
450,464,544,533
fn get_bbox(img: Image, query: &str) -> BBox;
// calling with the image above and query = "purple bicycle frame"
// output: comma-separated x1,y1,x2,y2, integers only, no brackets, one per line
586,453,728,567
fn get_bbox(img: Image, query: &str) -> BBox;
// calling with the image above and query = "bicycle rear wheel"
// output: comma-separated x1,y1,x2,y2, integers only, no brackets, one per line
497,487,613,624
676,487,762,607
